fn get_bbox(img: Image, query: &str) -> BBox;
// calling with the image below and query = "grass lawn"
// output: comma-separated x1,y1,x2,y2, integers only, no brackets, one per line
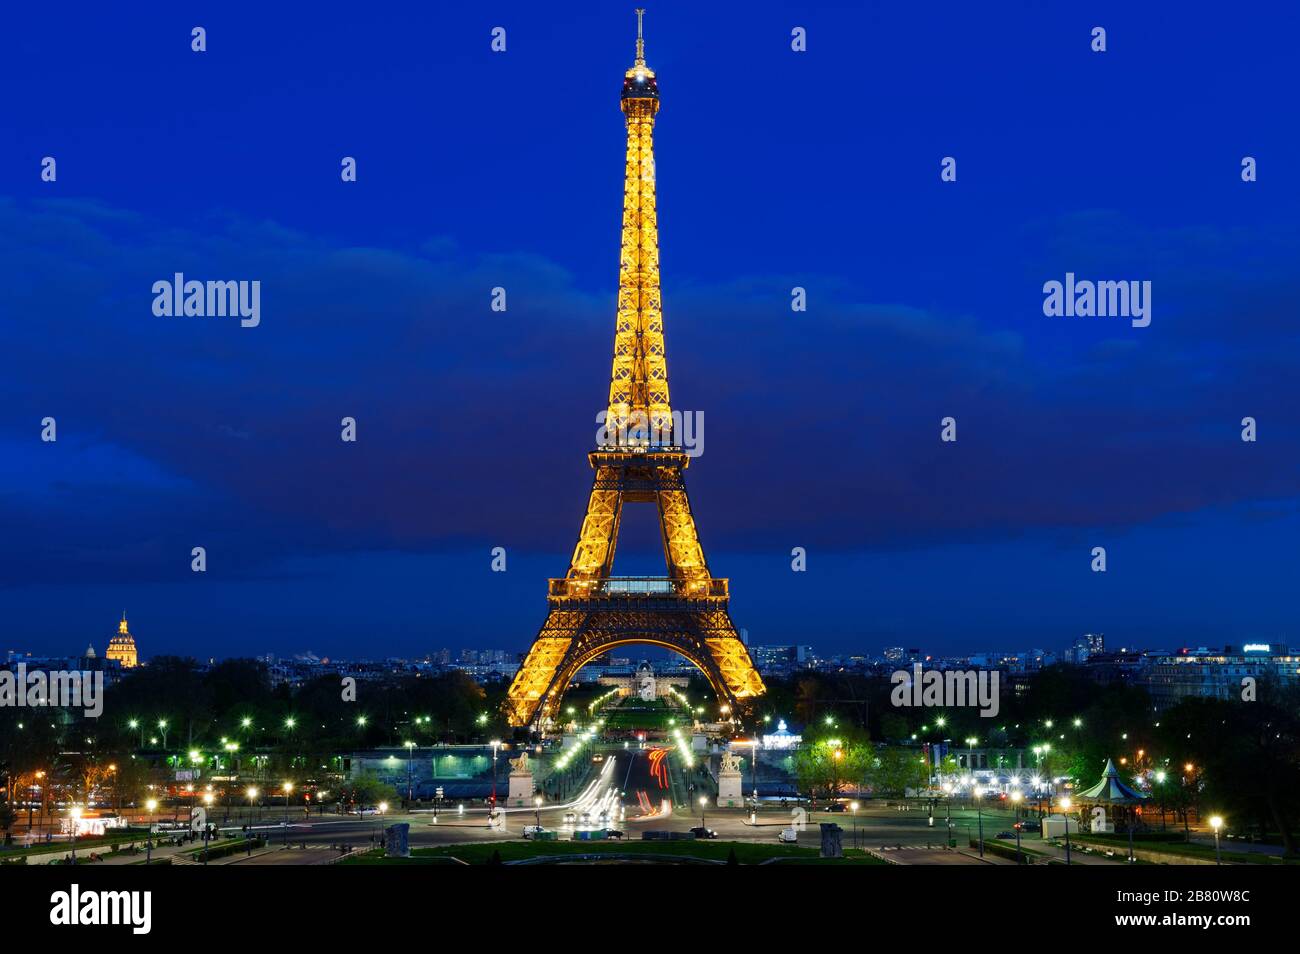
1070,834,1294,864
0,828,153,859
340,839,888,865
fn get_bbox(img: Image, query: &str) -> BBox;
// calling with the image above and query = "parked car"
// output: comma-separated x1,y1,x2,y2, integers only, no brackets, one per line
604,829,625,840
522,826,546,839
689,826,718,840
823,803,848,813
778,827,799,844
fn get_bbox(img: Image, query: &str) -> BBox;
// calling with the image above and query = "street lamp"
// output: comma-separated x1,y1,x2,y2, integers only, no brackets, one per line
1059,796,1073,865
490,740,502,812
145,798,159,864
1010,791,1024,862
404,740,416,803
201,793,215,863
243,786,258,854
69,806,82,863
850,801,860,848
744,738,760,810
281,781,293,845
28,770,45,832
1154,769,1168,831
1210,815,1224,865
534,795,543,830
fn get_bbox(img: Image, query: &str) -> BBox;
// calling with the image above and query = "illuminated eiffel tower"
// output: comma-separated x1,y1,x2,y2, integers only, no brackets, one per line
505,11,765,730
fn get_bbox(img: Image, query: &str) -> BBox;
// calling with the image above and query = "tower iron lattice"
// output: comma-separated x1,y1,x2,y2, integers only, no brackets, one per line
505,13,766,731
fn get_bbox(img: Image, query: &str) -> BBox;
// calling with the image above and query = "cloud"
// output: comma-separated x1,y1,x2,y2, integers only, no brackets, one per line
1,199,1298,588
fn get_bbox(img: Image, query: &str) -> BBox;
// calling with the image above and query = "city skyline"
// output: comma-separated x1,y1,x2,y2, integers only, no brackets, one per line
2,5,1295,903
5,3,1300,660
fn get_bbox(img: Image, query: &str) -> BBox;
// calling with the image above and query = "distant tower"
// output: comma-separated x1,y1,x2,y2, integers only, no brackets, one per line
106,612,140,668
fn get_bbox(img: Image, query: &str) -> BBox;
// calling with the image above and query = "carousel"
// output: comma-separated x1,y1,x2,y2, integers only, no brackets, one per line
1072,758,1149,862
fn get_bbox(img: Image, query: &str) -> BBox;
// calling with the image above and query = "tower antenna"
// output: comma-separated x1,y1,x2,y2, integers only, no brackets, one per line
635,8,645,65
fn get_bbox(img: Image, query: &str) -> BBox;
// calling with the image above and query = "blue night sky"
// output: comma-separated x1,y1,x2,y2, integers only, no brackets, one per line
2,2,1298,660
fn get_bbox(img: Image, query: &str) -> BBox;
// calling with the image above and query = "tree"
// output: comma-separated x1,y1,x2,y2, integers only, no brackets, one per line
868,747,929,798
334,772,398,812
793,730,871,800
1156,682,1300,856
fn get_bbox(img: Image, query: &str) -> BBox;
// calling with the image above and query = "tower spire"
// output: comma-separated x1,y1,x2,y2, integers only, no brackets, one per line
611,9,668,447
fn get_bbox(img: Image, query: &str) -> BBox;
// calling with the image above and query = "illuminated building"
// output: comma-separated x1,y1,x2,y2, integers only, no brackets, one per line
506,12,764,729
105,612,139,668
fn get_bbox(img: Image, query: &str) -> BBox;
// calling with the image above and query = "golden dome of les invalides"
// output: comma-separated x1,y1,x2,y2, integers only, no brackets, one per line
105,612,139,669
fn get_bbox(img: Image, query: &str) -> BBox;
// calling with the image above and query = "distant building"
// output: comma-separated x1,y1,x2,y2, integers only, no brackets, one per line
752,645,815,675
1068,632,1104,664
1141,644,1299,710
1079,649,1151,688
760,719,802,750
105,612,140,668
596,660,688,698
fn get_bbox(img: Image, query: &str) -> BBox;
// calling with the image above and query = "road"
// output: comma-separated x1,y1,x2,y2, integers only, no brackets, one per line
157,750,1078,865
15,746,1129,866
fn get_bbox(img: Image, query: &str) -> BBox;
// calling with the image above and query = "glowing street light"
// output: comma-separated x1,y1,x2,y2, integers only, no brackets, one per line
69,806,83,862
403,740,418,802
1210,815,1224,864
1010,790,1025,860
1059,796,1074,865
490,740,502,809
144,798,159,864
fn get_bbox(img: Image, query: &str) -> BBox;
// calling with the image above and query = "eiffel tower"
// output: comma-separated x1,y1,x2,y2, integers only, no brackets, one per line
505,11,765,730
